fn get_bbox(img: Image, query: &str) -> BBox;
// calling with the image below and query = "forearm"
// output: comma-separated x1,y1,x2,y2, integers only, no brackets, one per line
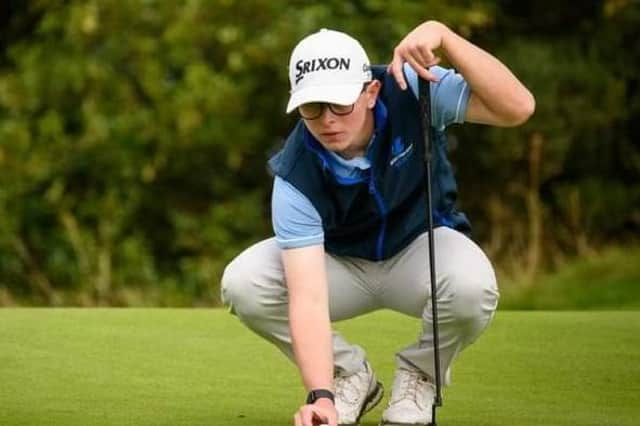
283,246,334,393
290,296,334,391
436,21,535,125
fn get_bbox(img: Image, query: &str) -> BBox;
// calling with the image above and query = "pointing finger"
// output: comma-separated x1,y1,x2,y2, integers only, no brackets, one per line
403,55,439,83
387,50,408,90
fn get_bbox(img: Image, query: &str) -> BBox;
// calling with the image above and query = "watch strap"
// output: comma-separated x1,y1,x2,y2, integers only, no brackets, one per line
306,388,335,404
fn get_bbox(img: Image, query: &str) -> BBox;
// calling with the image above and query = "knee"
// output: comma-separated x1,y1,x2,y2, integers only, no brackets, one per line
220,258,254,314
220,254,286,320
446,269,499,323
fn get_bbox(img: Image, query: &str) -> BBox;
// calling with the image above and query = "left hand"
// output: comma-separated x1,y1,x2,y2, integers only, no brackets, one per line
293,399,337,426
387,21,448,89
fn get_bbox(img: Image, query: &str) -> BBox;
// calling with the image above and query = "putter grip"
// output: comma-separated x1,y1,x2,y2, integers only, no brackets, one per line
418,74,432,160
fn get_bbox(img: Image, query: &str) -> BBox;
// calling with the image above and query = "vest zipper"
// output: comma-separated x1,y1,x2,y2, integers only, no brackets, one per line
368,169,387,260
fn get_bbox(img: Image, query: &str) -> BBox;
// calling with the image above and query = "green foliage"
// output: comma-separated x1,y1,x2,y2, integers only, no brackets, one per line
1,0,273,305
451,0,640,265
0,1,638,305
499,244,640,310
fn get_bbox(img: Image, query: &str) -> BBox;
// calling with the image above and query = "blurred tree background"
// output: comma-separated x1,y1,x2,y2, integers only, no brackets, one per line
0,0,638,306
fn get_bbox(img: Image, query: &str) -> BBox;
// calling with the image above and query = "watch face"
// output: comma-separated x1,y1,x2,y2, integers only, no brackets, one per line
306,390,318,404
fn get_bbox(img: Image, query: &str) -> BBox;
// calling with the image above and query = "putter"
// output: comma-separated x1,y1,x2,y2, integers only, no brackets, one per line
418,74,443,426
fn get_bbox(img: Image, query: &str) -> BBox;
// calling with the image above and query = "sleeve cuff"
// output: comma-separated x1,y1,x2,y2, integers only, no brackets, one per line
276,233,324,250
454,81,471,124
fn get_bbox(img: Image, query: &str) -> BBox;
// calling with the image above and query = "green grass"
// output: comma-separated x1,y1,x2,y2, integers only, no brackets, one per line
499,245,640,310
1,309,639,426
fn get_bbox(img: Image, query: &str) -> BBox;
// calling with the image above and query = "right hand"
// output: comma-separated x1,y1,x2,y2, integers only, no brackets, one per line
293,399,338,426
387,20,446,89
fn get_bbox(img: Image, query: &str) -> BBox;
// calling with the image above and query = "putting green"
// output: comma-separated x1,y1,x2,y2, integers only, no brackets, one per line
0,309,638,425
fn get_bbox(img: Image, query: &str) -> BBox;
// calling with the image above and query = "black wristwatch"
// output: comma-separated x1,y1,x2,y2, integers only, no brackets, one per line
306,389,335,405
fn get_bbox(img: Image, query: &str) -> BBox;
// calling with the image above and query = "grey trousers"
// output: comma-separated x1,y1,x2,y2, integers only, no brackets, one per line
220,227,499,383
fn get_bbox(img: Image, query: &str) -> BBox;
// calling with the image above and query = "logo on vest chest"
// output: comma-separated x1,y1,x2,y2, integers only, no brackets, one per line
389,136,414,167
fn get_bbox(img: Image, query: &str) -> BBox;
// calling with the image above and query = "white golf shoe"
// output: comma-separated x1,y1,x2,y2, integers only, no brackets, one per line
334,361,384,425
379,367,436,426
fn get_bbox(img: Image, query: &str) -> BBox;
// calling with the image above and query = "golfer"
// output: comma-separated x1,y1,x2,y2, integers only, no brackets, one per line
221,20,534,426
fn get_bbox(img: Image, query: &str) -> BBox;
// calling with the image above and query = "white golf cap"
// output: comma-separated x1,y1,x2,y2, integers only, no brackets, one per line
286,28,372,113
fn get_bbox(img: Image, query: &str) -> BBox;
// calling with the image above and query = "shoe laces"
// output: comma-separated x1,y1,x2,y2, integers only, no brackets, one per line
335,371,366,406
390,368,432,406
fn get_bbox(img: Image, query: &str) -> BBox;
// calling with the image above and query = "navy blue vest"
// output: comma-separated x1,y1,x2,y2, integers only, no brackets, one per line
269,66,470,260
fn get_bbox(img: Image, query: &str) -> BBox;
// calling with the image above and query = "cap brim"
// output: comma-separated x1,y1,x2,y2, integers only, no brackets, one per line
286,83,363,114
